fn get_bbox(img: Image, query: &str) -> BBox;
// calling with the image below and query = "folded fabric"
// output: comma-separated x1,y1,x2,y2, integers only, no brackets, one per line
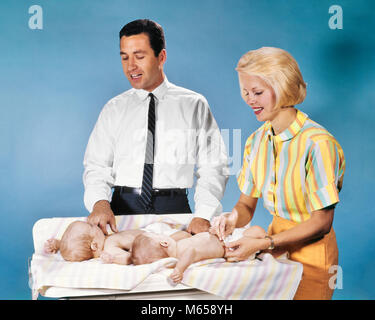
141,221,178,236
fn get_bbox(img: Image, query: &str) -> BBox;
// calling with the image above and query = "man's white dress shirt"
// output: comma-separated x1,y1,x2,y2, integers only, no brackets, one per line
83,77,229,221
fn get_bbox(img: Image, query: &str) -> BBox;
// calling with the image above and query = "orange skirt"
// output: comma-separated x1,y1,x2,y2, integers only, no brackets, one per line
267,216,338,300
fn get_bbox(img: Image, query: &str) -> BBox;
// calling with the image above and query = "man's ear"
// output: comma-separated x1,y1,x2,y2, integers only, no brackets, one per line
160,240,169,248
158,49,166,65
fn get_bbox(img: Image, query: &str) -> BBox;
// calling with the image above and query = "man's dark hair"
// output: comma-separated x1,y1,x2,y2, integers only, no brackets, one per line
119,19,166,57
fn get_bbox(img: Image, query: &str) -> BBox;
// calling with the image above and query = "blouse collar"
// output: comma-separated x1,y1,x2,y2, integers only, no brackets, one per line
265,109,309,142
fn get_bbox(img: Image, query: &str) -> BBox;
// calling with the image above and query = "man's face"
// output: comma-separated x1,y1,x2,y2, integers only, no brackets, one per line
120,33,166,92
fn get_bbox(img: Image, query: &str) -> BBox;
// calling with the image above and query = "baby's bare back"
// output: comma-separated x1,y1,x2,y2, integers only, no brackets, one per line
177,232,224,263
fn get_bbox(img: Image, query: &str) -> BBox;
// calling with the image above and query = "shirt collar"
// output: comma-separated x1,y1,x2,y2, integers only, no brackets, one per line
265,109,309,142
133,76,170,101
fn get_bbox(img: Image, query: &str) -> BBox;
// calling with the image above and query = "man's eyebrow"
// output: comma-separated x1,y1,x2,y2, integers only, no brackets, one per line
119,50,147,55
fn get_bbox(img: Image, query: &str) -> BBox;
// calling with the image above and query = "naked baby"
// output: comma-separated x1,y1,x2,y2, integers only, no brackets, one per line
131,225,266,283
44,220,144,264
44,220,195,264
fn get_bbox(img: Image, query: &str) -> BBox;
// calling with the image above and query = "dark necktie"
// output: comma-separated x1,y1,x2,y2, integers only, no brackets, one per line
139,93,156,212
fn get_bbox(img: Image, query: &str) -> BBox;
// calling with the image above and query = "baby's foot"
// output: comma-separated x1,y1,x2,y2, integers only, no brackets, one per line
169,268,183,284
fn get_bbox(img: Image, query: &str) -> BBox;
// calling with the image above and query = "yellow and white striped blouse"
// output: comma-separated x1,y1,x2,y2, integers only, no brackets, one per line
237,109,345,223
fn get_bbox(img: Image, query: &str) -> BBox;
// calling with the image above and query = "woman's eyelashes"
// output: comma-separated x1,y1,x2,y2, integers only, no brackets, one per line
243,89,264,97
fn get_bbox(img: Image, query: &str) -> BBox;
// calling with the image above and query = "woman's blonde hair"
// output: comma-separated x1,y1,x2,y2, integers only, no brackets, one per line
236,47,307,108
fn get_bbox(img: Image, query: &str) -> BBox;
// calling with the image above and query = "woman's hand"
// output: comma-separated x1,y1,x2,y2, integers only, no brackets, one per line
209,209,238,241
225,236,268,262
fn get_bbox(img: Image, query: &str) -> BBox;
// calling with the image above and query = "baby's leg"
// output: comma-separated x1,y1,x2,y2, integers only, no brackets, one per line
170,247,195,283
170,233,224,283
101,247,132,265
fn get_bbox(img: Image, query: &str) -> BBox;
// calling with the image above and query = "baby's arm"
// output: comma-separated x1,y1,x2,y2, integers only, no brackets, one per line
106,229,145,250
101,229,144,265
100,247,131,265
170,230,192,241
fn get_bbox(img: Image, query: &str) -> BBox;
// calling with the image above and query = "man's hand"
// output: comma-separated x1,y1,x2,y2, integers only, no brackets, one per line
87,200,118,235
187,217,210,234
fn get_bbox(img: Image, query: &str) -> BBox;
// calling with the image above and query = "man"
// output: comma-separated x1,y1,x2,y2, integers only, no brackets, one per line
83,19,228,235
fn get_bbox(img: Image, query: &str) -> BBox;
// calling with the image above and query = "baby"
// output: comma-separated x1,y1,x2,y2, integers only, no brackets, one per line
131,225,266,283
44,220,144,264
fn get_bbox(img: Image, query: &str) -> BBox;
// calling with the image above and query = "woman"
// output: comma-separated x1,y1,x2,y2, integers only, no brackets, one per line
211,47,345,300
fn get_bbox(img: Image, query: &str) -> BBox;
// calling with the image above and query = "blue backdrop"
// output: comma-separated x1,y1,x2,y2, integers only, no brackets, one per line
0,0,374,299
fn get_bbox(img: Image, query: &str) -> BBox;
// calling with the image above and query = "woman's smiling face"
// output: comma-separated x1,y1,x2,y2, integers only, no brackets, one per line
238,72,278,122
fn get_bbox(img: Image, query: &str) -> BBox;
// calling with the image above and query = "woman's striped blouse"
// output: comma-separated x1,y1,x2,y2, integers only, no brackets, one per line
237,109,345,223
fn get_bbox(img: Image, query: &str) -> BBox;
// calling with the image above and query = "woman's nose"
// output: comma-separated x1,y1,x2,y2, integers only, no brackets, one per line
247,94,256,105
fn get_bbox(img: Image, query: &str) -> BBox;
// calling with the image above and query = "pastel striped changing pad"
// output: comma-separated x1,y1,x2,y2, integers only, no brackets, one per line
181,254,302,300
30,214,302,300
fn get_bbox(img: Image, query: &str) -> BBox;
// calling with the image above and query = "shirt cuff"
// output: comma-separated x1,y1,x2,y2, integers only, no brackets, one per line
84,189,112,213
308,182,340,212
193,203,223,221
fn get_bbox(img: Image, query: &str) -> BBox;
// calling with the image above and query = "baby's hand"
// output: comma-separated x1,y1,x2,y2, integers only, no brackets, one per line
44,239,60,254
100,252,114,264
169,268,183,284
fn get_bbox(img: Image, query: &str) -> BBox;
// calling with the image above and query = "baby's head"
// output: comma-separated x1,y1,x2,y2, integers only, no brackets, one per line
44,221,105,262
131,232,175,265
